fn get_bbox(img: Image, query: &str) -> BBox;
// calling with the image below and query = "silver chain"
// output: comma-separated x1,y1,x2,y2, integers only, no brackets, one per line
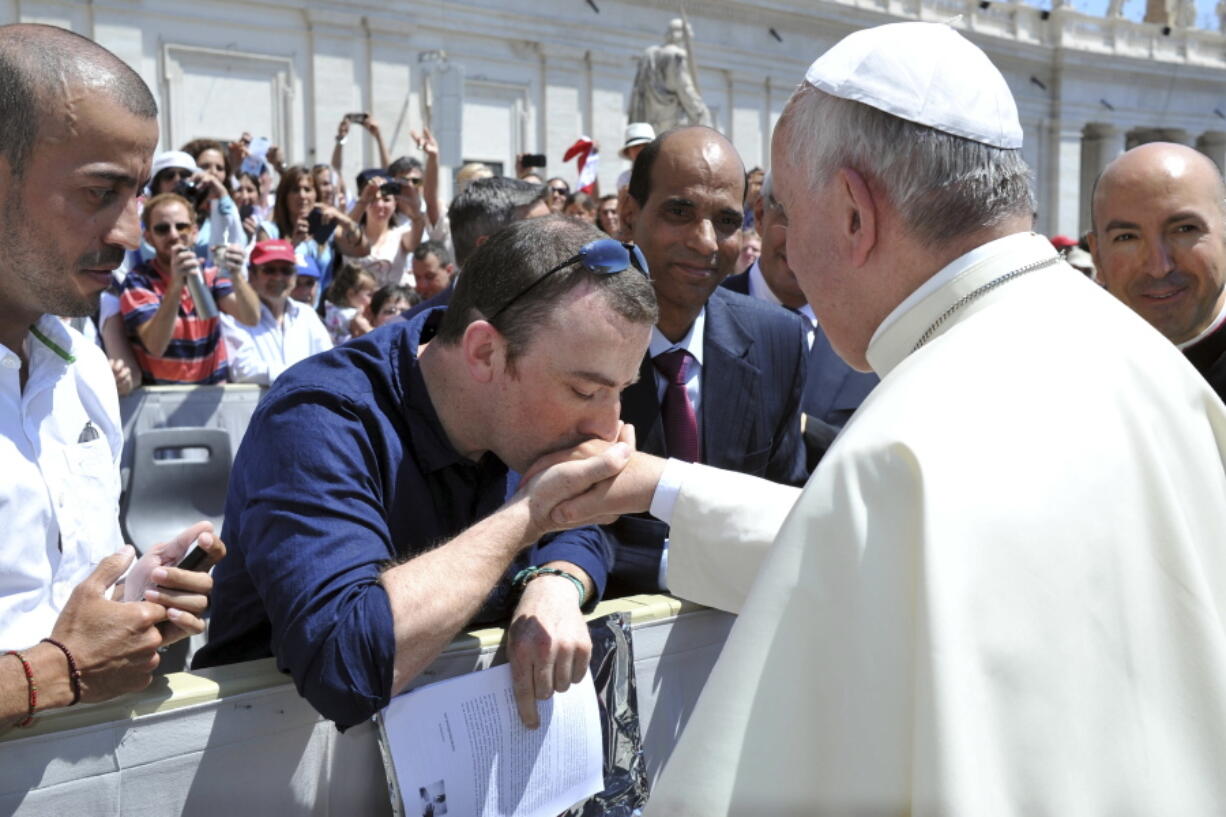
911,255,1062,353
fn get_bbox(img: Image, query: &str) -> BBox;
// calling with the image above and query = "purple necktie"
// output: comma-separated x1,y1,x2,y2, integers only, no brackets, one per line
654,349,700,463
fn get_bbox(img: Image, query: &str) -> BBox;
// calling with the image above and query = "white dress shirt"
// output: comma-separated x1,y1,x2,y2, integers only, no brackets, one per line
221,298,333,385
0,316,124,649
647,308,705,591
648,307,705,424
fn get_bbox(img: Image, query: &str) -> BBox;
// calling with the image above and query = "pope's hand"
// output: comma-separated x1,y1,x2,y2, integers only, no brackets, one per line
512,441,632,544
507,573,591,729
548,451,668,528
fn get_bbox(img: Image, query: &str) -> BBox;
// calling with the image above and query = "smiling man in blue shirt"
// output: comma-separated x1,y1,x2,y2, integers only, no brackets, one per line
195,216,656,729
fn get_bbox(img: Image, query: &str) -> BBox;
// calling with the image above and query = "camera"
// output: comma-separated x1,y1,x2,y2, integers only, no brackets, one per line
173,179,211,208
523,153,547,168
380,181,403,197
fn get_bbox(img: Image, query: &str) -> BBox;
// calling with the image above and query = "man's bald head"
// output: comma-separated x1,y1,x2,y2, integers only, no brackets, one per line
1092,142,1226,231
627,126,747,208
1089,141,1226,344
0,24,157,177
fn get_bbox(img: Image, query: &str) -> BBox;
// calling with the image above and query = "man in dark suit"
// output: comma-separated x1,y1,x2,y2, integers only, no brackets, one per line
609,127,808,595
723,173,879,468
1090,142,1226,400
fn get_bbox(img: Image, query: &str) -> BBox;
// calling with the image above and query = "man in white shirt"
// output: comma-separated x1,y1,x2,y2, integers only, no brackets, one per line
533,21,1226,814
222,239,332,385
0,24,225,730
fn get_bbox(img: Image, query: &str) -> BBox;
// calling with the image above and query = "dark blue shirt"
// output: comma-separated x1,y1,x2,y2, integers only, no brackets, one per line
194,309,613,728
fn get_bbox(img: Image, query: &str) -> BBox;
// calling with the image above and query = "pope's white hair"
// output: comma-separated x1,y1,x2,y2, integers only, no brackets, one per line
779,83,1035,247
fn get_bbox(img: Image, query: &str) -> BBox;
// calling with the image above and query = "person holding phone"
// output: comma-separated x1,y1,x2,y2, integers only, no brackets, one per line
331,112,390,185
267,165,366,304
0,25,228,731
348,171,423,288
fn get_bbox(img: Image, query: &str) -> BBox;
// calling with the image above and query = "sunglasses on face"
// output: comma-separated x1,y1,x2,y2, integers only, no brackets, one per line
151,222,193,235
164,169,193,181
485,237,650,322
399,177,424,187
549,186,569,195
259,264,297,277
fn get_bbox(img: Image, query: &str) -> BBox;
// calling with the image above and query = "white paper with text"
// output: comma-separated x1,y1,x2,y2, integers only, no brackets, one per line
380,663,603,817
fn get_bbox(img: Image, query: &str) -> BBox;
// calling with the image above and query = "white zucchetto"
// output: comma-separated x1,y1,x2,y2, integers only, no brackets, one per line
804,22,1024,149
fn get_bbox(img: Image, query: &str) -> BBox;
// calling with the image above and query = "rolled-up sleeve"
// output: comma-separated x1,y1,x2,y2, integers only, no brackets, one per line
234,393,397,728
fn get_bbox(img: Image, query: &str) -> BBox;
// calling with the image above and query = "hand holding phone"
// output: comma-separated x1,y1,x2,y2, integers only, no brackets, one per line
345,112,369,125
307,207,338,245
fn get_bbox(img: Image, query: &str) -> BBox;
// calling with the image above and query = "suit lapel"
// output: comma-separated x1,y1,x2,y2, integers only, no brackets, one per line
621,353,666,456
804,326,848,420
700,290,759,468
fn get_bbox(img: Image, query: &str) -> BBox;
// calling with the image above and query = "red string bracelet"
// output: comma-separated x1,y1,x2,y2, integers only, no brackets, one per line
6,650,37,727
41,638,82,706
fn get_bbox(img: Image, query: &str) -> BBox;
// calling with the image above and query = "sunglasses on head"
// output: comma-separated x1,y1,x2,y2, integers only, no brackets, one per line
485,237,650,322
151,222,193,235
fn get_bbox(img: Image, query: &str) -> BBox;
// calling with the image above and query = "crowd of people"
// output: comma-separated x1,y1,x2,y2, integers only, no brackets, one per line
81,114,635,394
3,17,1226,816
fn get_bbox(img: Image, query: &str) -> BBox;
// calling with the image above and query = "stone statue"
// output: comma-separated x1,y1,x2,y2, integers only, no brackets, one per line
628,18,712,133
1106,0,1126,18
1218,0,1226,31
1176,0,1197,27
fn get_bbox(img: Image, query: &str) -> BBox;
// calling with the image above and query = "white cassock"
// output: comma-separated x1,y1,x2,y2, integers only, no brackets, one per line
645,232,1226,816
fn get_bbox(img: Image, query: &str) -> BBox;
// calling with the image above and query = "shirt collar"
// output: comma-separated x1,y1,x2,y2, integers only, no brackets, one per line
649,307,705,366
1178,294,1226,350
261,298,301,326
399,307,508,479
867,232,1056,377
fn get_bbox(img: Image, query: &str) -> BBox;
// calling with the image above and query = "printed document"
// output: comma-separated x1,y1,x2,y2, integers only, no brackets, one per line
380,663,603,817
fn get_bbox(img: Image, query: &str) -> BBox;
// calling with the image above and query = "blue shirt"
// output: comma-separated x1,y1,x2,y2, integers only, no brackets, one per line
194,309,614,728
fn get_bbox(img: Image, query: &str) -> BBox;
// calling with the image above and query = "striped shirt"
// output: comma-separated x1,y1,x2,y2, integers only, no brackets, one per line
120,259,234,384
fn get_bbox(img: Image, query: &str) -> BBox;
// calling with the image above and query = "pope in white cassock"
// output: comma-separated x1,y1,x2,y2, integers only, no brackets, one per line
532,20,1226,816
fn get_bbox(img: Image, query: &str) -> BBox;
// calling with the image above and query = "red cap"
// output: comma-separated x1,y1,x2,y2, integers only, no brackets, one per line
249,239,297,268
1049,234,1078,250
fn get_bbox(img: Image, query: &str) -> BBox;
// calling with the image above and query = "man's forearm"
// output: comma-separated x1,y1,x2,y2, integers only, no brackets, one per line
136,287,185,358
424,152,441,227
381,501,537,695
223,276,262,326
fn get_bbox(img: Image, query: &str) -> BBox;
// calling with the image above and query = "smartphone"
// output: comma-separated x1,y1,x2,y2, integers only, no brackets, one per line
176,543,211,572
307,207,337,244
380,181,403,197
523,153,547,168
345,112,369,125
239,203,255,221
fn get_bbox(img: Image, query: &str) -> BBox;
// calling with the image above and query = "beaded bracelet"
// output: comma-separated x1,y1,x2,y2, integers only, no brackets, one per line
6,650,36,727
41,638,82,706
512,566,587,607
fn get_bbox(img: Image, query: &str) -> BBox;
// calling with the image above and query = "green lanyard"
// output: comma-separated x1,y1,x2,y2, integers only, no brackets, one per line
29,324,76,363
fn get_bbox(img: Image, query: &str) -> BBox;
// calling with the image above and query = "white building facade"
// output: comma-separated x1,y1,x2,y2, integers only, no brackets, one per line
10,0,1226,237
